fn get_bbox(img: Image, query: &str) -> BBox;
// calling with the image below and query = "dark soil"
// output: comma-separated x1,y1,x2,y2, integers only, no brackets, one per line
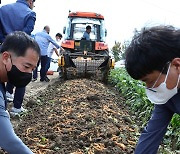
1,79,139,154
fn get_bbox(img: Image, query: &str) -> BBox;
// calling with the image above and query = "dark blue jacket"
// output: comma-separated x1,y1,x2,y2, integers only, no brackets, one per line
0,0,36,42
135,91,180,154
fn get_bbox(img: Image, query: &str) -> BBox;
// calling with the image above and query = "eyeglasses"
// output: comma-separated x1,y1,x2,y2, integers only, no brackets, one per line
145,61,170,92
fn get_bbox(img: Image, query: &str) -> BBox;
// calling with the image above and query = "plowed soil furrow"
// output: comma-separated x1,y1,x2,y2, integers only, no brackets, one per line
1,78,138,154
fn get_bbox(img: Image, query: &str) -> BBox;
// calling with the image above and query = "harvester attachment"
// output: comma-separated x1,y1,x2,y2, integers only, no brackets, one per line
58,40,114,82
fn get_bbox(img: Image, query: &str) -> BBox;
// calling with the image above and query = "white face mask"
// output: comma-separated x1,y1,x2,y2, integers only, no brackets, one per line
146,63,180,105
56,39,60,42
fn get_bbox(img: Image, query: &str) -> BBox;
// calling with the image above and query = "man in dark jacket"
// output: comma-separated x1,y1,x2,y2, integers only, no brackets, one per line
125,25,180,154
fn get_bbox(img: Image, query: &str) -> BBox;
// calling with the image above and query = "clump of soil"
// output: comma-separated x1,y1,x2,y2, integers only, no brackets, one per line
2,79,139,154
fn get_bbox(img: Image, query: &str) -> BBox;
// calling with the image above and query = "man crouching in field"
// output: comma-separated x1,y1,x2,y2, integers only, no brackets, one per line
0,31,40,153
125,25,180,154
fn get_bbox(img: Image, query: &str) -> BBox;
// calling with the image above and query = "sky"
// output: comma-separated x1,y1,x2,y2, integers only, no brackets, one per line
1,0,180,48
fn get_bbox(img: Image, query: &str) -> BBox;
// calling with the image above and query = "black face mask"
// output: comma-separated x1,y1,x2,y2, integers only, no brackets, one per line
6,57,32,88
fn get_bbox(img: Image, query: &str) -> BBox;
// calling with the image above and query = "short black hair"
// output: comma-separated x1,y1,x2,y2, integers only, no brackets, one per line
86,25,91,30
0,31,40,57
56,33,62,38
125,25,180,80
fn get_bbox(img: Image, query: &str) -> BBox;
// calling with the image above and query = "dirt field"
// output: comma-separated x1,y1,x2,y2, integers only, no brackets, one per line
1,72,139,154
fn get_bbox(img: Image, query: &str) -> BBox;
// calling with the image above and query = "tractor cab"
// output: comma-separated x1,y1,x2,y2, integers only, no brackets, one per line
59,12,114,81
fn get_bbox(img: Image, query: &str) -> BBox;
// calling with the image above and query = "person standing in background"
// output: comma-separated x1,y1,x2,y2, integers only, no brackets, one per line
0,0,36,115
45,33,64,80
32,26,60,82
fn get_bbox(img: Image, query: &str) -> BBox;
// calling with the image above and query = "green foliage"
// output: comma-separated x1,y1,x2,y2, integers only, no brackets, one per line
108,68,180,151
40,136,48,144
111,41,130,62
111,41,121,62
108,68,153,125
121,40,130,59
171,114,180,128
168,114,180,150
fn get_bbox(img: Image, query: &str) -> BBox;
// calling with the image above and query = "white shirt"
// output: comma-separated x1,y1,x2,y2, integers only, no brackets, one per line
47,42,60,58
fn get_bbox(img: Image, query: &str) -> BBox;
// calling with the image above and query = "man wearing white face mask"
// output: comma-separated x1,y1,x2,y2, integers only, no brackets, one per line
125,25,180,154
146,62,180,105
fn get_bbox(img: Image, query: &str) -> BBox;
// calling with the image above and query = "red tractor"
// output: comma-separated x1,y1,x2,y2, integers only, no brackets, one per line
58,11,114,81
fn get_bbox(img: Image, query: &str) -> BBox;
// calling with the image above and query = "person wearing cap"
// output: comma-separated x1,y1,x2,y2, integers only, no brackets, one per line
0,0,36,115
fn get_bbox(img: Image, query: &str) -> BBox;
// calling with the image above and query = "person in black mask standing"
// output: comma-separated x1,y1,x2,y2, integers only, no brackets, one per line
0,0,36,115
0,31,40,153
